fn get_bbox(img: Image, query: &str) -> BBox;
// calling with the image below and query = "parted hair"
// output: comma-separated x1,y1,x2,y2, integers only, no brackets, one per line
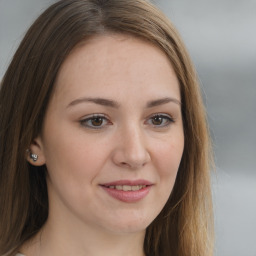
0,0,214,255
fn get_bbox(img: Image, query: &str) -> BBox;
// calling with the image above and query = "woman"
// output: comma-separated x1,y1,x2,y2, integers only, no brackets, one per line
0,0,214,255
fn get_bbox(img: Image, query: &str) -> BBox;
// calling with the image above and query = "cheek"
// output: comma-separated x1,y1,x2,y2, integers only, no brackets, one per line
147,136,184,220
153,135,184,179
41,125,106,190
44,137,108,183
43,131,111,212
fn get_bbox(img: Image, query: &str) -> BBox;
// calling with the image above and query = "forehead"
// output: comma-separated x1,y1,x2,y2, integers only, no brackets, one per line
52,33,180,103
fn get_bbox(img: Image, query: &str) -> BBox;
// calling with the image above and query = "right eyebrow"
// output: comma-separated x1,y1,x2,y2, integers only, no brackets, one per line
66,97,120,109
146,97,181,108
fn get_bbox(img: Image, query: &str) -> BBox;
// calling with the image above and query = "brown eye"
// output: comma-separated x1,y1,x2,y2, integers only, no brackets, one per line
147,114,174,128
91,117,104,126
80,115,110,129
152,115,163,125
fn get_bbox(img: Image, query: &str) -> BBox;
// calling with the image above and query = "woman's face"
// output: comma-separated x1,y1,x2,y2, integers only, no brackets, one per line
33,34,184,235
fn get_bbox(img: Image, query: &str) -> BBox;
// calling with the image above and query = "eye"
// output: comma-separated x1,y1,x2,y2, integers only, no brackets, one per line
146,114,174,128
80,114,111,129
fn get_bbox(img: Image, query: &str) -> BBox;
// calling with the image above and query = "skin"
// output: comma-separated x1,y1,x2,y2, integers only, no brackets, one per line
24,34,184,256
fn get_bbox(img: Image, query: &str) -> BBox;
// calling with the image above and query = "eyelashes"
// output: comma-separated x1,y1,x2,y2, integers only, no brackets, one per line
80,114,111,129
79,113,175,130
145,114,174,127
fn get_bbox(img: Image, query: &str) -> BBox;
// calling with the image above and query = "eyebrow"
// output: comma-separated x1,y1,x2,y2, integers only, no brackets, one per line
146,97,181,108
67,96,181,109
67,97,120,108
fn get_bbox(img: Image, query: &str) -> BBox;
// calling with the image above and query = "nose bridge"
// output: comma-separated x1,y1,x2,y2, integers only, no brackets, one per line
125,124,145,154
113,122,150,169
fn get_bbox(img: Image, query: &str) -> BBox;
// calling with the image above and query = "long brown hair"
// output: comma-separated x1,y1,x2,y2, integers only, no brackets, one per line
0,0,214,255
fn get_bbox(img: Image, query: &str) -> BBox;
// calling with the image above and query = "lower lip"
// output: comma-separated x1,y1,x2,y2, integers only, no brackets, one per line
101,186,151,203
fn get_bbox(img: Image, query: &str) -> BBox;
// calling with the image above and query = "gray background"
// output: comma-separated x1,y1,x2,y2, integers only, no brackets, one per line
0,0,256,255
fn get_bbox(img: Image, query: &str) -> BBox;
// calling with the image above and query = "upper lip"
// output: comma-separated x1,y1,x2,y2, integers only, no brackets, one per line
101,179,153,187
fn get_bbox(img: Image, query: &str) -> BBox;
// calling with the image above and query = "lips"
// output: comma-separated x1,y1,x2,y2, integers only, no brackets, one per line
102,179,153,186
100,180,153,203
106,184,147,191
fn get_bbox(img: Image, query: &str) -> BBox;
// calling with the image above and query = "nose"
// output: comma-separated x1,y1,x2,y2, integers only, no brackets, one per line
112,126,151,169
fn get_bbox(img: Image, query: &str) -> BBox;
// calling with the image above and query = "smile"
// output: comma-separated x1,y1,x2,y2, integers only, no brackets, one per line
100,180,152,203
106,185,147,191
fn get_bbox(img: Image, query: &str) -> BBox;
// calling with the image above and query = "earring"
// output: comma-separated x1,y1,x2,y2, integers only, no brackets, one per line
30,153,38,162
26,149,38,162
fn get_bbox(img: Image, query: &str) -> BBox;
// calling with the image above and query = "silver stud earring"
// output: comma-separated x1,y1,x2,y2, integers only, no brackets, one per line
30,153,38,162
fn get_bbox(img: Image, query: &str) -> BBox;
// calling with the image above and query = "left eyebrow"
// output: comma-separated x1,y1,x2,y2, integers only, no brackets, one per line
146,97,181,108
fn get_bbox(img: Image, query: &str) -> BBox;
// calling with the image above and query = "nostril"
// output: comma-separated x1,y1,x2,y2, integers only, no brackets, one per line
112,147,151,169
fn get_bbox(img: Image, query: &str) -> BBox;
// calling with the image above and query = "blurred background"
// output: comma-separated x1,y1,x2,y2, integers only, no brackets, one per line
0,0,255,255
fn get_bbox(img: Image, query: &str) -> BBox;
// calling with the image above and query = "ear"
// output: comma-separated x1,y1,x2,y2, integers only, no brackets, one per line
26,136,46,166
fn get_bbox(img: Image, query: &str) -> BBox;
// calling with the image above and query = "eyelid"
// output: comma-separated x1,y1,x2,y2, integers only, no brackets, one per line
145,113,175,127
79,112,175,130
79,114,112,129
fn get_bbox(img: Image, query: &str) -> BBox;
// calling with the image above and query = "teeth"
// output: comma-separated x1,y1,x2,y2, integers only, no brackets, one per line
132,185,139,191
107,185,146,191
123,185,130,191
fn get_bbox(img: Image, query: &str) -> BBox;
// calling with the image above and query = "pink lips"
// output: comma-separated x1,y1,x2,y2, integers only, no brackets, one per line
100,179,153,203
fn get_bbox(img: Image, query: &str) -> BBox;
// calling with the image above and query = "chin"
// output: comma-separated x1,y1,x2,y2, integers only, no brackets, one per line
102,212,153,234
